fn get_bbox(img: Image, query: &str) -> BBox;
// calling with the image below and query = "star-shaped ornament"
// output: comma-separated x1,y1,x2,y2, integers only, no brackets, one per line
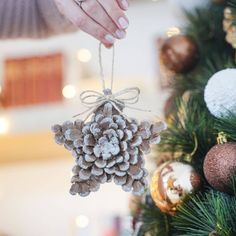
52,89,166,197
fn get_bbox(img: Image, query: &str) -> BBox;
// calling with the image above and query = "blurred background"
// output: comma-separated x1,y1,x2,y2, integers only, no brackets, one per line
0,0,205,235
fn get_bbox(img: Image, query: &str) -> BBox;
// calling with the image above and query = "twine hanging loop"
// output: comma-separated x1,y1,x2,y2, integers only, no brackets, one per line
74,43,152,120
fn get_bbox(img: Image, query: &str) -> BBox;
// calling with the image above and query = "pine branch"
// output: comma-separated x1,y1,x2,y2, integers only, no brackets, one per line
159,3,236,173
172,2,235,97
228,0,236,9
158,97,217,172
140,2,236,236
215,113,236,141
184,3,233,58
138,196,173,236
172,53,235,96
173,190,236,236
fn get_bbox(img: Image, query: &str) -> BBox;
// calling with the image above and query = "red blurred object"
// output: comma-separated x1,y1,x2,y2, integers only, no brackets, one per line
103,216,122,236
0,53,63,108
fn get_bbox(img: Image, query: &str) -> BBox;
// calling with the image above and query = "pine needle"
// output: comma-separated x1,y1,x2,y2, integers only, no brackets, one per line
173,190,236,236
138,195,173,236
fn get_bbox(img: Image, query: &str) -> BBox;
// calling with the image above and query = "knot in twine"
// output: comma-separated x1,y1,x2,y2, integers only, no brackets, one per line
74,87,151,121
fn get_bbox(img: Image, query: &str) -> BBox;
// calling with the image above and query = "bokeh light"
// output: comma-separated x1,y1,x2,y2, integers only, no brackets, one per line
0,117,9,134
75,215,89,228
77,49,92,63
166,27,181,37
62,85,76,99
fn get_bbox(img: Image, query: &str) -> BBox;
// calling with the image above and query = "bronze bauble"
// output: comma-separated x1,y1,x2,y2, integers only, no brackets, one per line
204,142,236,193
160,35,198,73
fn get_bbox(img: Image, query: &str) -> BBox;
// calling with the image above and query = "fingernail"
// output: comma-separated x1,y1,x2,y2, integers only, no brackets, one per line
118,17,129,29
104,44,113,49
115,30,126,39
121,0,129,10
105,34,115,44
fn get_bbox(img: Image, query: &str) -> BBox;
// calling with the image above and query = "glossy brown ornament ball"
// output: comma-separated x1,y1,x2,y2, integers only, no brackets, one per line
160,35,198,73
203,142,236,193
150,161,201,215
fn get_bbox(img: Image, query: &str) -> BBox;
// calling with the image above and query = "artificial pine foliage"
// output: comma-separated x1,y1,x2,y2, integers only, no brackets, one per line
228,0,236,11
173,191,236,236
135,0,236,235
172,54,235,97
138,195,173,236
216,113,236,141
184,4,233,57
158,97,217,173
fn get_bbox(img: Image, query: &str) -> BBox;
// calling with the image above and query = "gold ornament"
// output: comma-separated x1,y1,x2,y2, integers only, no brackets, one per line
150,161,201,215
223,7,236,48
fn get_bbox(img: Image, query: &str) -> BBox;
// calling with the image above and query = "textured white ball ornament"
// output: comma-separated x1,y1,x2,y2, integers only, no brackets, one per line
204,69,236,118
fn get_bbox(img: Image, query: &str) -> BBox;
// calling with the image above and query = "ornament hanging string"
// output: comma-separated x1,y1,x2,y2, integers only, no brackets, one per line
98,42,115,91
73,43,152,121
184,132,198,162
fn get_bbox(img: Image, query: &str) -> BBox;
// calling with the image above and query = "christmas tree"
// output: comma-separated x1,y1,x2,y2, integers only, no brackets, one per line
131,1,236,235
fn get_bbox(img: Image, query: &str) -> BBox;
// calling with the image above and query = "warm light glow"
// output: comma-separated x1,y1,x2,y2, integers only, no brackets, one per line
0,117,9,134
77,49,92,63
166,27,181,37
75,215,89,228
62,85,76,99
0,86,2,94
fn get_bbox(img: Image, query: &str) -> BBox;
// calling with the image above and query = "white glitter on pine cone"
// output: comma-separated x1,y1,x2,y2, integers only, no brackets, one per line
52,102,166,197
204,69,236,118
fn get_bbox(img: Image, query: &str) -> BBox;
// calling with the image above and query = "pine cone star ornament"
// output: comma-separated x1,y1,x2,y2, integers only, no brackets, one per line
52,90,166,197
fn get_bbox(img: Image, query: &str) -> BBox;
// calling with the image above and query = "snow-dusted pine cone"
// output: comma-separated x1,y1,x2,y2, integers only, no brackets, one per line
52,102,166,197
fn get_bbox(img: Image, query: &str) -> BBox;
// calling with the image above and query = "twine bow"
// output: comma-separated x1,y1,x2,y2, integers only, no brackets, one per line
74,44,151,121
73,87,151,121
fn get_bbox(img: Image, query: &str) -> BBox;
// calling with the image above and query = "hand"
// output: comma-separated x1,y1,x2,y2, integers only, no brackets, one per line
54,0,129,47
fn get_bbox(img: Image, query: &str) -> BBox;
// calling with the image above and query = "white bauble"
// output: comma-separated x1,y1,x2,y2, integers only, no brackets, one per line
204,69,236,118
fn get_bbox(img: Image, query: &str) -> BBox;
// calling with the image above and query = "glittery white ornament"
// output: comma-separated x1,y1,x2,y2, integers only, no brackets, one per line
204,69,236,118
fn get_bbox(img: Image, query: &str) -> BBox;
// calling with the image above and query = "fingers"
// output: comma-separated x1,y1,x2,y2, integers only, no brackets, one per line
75,13,116,47
81,0,126,39
54,0,129,47
97,0,129,30
57,0,116,47
116,0,129,11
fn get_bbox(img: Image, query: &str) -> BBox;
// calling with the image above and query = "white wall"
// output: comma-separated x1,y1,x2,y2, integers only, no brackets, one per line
0,159,131,236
